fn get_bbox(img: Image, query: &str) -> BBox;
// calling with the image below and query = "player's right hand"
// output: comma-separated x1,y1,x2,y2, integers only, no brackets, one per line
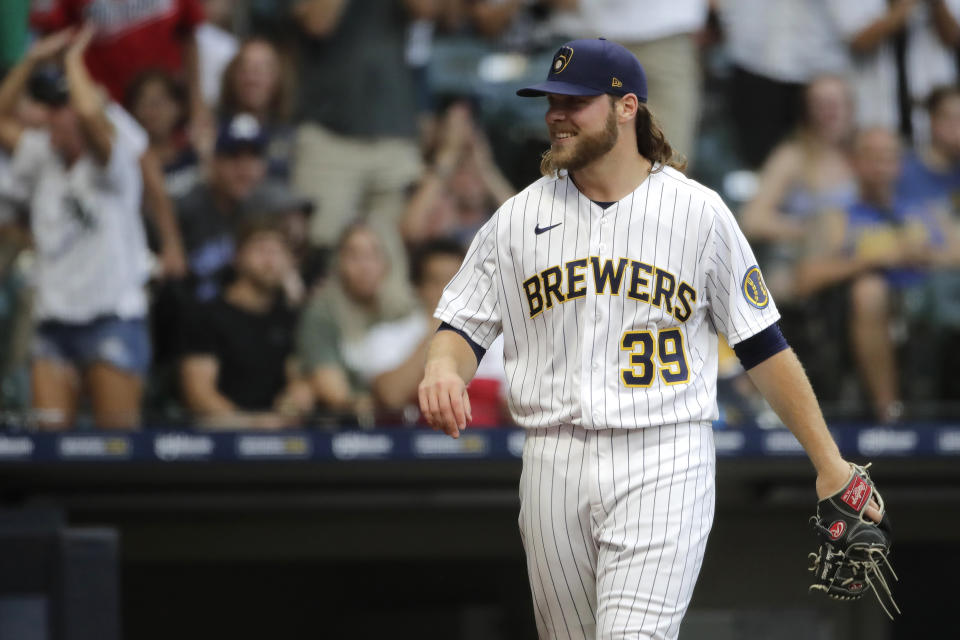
816,458,883,523
418,359,472,439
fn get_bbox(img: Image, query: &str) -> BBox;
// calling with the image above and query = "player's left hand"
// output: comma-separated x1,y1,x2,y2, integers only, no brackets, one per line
418,359,472,439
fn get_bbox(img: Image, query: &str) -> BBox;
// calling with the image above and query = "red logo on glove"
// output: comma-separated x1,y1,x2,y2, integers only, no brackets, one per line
848,582,864,592
828,521,846,540
841,475,870,511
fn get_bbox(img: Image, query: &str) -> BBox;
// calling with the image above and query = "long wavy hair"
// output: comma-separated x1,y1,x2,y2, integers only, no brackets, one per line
632,100,687,172
540,96,687,176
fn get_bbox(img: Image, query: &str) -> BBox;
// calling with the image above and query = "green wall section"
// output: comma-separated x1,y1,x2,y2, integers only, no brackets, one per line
0,0,29,71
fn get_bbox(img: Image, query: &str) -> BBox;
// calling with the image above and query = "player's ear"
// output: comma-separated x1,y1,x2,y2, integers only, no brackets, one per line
617,93,639,124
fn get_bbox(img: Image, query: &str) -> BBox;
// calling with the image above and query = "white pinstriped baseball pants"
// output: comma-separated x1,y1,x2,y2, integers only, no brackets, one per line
518,423,716,640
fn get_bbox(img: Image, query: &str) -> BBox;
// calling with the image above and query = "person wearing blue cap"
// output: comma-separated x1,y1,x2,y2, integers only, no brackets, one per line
516,37,687,183
174,112,313,301
419,37,886,639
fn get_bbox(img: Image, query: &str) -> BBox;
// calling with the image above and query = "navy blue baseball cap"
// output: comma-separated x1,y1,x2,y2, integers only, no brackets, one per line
517,38,647,102
215,113,269,155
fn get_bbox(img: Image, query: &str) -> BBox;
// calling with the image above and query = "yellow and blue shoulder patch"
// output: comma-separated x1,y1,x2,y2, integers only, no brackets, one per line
741,265,769,309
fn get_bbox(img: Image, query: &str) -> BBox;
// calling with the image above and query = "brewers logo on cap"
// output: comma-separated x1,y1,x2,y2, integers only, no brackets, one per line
742,266,769,309
552,46,574,74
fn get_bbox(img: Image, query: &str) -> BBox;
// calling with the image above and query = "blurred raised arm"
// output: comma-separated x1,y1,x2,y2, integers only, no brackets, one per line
63,25,113,165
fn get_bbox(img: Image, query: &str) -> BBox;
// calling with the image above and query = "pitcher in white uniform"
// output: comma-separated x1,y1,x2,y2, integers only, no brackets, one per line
419,38,880,640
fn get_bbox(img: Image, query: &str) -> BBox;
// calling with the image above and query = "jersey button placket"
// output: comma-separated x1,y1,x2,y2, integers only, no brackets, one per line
598,205,610,253
584,201,608,428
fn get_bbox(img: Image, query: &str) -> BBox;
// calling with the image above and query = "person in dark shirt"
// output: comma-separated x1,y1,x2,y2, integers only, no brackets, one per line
176,112,311,302
180,217,313,429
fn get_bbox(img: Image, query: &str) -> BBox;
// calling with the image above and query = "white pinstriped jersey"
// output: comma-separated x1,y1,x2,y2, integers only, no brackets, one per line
435,165,779,430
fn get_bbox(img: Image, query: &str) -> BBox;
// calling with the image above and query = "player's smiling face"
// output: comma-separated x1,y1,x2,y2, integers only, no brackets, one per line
544,94,618,171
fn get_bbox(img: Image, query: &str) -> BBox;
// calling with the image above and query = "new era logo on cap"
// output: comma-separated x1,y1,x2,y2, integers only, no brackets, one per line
517,38,647,102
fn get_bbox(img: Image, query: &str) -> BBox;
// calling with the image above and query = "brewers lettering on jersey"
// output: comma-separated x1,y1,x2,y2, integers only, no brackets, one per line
418,38,884,640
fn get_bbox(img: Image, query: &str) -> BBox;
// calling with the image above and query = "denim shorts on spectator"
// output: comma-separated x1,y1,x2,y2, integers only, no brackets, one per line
32,316,151,377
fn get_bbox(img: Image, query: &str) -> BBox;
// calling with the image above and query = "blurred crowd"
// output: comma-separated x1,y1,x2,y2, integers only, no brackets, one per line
0,0,957,431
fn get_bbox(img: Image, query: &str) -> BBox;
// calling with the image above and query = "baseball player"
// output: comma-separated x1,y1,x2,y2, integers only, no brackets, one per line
418,39,883,639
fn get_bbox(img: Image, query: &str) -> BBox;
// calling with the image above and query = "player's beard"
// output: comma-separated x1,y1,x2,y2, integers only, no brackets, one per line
541,107,619,176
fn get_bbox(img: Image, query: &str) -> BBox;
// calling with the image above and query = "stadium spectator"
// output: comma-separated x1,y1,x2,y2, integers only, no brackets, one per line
287,0,436,290
899,85,960,214
180,218,312,429
402,101,514,245
716,0,854,168
175,113,310,303
0,28,152,429
29,1,212,153
20,67,189,284
218,37,295,181
741,75,857,303
127,71,200,199
358,238,508,425
796,127,960,421
548,0,708,164
296,223,411,418
826,0,960,141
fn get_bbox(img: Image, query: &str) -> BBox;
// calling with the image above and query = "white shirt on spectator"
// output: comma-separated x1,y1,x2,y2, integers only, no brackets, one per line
10,128,150,322
357,310,507,388
717,0,851,83
105,102,149,156
549,0,708,42
828,0,960,138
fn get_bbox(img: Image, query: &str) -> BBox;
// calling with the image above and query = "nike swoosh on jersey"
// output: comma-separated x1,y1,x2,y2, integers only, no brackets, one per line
534,222,562,235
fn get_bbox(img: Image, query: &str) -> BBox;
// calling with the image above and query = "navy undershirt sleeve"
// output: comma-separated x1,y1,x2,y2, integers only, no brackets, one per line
732,323,789,370
437,321,487,365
